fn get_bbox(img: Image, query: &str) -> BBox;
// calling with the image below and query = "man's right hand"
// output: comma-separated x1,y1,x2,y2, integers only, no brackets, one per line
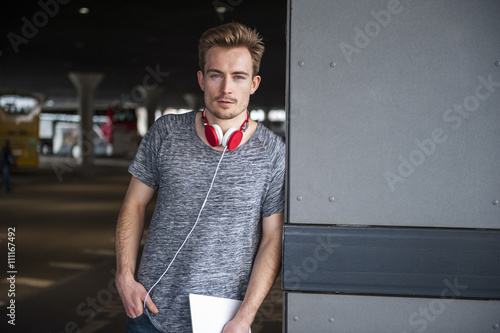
116,273,159,317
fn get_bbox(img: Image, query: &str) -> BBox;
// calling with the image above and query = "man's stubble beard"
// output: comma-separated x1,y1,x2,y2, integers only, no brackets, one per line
205,98,249,121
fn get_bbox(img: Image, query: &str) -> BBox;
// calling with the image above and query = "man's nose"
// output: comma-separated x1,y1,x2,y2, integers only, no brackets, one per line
221,78,233,94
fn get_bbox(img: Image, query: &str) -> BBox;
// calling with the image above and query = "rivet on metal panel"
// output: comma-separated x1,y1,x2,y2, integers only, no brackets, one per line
493,200,499,205
297,196,303,201
495,61,500,67
329,197,335,202
329,317,335,323
293,316,299,321
298,61,305,67
493,323,499,329
330,62,336,67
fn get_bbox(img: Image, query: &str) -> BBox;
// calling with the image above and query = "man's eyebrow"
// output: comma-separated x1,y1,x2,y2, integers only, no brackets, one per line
232,71,250,76
206,69,250,76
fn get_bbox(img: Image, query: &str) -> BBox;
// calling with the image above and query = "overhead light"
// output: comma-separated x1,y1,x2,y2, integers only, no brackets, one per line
216,6,227,14
268,109,286,122
250,109,265,122
79,7,90,14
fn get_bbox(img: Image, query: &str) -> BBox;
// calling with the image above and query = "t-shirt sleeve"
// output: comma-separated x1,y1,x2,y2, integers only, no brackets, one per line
261,137,286,218
128,118,164,189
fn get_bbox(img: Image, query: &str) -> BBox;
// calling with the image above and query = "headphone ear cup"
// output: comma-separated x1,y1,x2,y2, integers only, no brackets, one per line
205,124,223,147
223,128,244,151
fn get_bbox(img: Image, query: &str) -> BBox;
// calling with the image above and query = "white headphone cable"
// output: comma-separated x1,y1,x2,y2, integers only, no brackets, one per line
143,147,228,309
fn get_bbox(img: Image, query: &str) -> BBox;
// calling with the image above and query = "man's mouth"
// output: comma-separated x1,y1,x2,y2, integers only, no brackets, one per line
218,99,235,106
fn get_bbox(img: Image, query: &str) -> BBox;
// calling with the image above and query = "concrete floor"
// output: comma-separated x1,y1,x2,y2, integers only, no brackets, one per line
0,156,283,332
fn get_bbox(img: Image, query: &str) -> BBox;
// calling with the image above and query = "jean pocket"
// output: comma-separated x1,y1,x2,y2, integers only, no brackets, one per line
127,312,146,322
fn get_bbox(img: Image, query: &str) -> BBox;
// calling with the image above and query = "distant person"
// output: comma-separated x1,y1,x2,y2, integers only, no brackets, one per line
115,22,285,333
0,139,15,193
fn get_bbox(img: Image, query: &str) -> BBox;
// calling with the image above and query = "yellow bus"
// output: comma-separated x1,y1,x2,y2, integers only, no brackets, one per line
0,93,43,167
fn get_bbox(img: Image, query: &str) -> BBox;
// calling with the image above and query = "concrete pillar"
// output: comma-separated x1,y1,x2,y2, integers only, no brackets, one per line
68,72,104,167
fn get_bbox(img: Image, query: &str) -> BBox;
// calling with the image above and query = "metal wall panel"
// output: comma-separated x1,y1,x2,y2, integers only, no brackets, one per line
285,292,500,333
282,225,500,298
288,0,500,228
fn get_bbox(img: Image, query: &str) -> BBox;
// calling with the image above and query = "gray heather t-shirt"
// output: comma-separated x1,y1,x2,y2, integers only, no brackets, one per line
128,111,285,332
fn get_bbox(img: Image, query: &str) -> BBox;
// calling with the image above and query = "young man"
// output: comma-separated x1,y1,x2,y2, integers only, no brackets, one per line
115,23,286,333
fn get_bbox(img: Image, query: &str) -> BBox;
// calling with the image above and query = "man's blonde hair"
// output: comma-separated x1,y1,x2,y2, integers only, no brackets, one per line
199,22,265,77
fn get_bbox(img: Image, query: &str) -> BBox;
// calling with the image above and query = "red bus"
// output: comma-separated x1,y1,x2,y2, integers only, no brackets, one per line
100,105,139,156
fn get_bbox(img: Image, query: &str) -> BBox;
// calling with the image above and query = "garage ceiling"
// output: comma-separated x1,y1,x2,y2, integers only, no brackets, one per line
0,0,287,110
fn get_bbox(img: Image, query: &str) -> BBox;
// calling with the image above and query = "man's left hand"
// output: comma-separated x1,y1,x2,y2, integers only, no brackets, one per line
222,319,250,333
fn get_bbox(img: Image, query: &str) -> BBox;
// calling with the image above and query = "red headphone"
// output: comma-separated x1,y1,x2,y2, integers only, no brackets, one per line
201,108,249,151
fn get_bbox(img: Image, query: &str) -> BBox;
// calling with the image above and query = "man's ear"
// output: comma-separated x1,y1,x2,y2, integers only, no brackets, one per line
250,75,261,95
197,70,205,91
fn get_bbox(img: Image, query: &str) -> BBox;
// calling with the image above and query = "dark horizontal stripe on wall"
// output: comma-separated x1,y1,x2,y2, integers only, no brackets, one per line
282,225,500,299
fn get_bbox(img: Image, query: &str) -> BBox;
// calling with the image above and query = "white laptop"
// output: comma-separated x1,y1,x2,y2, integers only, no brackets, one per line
189,293,251,333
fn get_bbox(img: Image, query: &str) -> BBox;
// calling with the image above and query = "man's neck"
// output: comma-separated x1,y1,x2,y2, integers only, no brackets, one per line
203,109,248,133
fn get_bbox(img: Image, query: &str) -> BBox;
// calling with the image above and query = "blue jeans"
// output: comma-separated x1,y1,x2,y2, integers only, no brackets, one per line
127,313,163,333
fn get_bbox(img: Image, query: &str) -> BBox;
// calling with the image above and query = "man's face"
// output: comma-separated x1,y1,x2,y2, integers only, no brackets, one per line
197,46,261,120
